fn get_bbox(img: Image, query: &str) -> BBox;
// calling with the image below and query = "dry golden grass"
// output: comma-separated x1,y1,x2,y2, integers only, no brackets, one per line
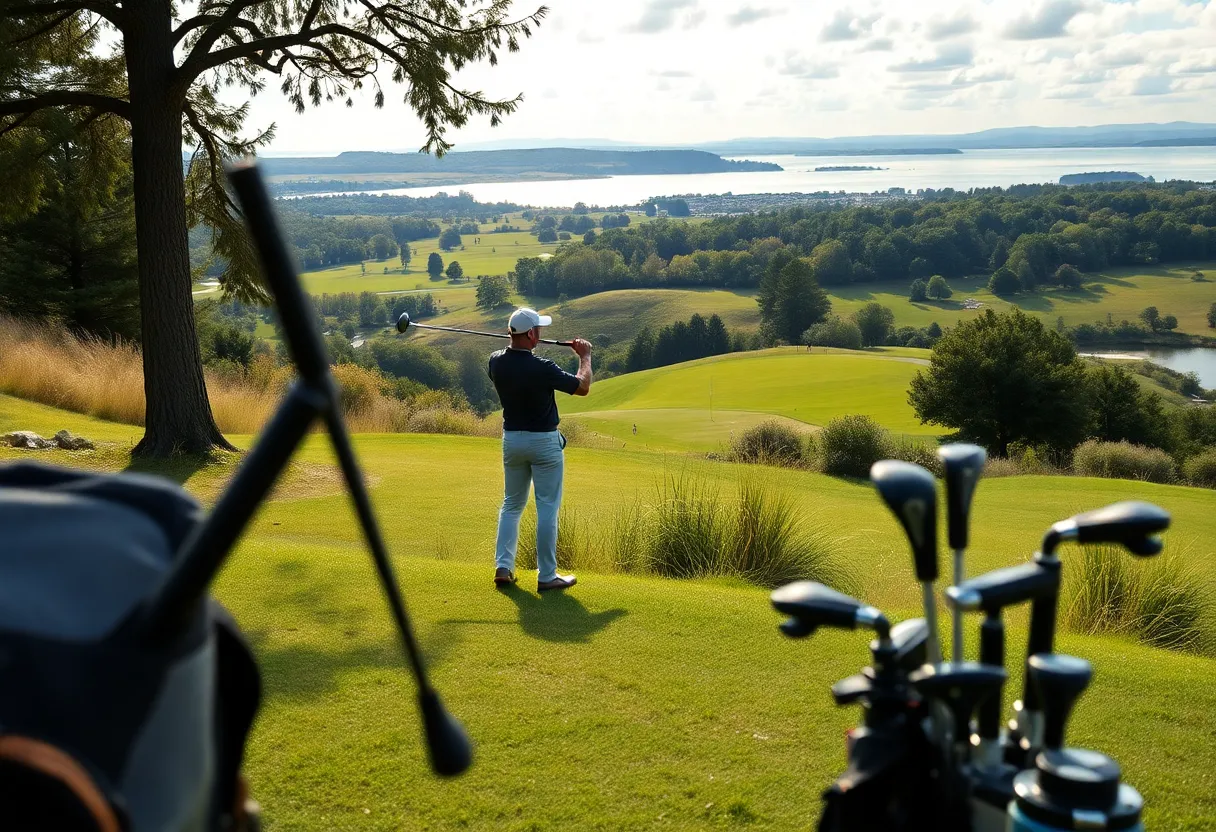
0,317,494,437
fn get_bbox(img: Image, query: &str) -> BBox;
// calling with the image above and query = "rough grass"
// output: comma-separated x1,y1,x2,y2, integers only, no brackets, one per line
516,469,852,591
1063,544,1215,655
0,317,492,438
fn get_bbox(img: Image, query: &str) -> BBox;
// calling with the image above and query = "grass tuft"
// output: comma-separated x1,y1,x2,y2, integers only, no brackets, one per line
1063,543,1215,655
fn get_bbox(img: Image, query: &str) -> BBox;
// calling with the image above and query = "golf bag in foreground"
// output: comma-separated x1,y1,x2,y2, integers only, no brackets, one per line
0,161,470,831
773,448,1166,832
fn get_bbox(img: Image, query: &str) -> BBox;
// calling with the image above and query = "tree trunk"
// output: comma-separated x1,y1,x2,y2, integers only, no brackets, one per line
124,4,234,456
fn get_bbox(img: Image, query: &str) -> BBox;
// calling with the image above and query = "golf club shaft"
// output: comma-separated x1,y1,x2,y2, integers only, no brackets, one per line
408,319,573,346
921,581,942,664
953,546,964,662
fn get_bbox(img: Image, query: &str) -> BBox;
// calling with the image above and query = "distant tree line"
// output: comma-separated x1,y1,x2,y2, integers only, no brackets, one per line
508,183,1216,303
623,313,735,372
275,191,523,217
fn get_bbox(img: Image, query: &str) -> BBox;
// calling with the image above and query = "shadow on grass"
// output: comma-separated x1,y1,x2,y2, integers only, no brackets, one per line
497,584,627,644
123,451,219,486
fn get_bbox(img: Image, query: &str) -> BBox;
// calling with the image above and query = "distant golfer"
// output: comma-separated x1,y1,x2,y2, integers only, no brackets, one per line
488,307,592,591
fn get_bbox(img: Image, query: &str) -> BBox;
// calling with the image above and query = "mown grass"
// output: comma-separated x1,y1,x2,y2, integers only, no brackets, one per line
3,396,1216,828
562,348,935,440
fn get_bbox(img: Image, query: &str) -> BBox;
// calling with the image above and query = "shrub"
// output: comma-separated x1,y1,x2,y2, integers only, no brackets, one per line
1054,264,1083,289
1182,447,1216,488
723,478,854,590
988,266,1020,295
646,473,727,579
927,275,952,299
730,420,806,466
802,316,862,350
1063,544,1214,654
1073,439,1176,484
884,436,944,477
818,415,890,478
909,278,928,301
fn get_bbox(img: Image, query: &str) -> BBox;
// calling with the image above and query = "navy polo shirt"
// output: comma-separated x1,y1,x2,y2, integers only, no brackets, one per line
488,348,581,431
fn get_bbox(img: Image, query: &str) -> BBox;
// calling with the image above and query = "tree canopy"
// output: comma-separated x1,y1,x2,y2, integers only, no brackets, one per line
908,309,1091,456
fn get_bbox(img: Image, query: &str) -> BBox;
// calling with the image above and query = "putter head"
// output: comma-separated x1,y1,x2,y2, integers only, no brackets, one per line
870,460,939,583
771,581,889,640
1044,501,1170,558
938,444,986,550
396,311,412,333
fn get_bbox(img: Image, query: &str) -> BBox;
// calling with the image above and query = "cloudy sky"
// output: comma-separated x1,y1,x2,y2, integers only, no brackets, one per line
231,0,1216,153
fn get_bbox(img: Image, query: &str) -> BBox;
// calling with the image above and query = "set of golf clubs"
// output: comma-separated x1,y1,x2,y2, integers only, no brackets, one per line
772,444,1168,831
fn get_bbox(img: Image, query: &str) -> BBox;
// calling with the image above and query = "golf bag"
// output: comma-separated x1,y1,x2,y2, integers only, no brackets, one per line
0,463,260,831
0,162,469,830
818,718,970,832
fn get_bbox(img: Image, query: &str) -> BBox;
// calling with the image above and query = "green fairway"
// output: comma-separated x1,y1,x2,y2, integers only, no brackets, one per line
566,409,815,453
4,394,1216,829
299,231,557,295
562,348,936,439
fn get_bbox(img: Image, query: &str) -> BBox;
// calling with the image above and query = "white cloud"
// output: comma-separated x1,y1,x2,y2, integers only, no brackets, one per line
727,6,782,27
925,12,978,41
1003,0,1085,40
779,53,840,79
890,43,975,73
217,0,1216,152
626,0,700,34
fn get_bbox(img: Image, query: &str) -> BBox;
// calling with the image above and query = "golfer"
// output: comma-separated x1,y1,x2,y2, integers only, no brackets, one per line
488,307,592,591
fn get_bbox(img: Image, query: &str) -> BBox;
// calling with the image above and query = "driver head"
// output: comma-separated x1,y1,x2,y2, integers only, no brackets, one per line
938,444,986,550
870,460,939,583
395,311,412,333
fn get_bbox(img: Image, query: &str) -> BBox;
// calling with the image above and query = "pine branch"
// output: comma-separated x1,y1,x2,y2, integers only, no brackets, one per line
0,91,130,120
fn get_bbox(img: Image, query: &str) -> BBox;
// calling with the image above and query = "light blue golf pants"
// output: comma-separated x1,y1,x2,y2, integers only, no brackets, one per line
495,430,566,582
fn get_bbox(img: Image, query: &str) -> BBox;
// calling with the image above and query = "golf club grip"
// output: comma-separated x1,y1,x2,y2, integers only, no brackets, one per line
226,161,329,385
977,616,1004,739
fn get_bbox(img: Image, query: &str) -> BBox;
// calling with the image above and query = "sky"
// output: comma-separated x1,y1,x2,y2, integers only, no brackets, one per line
218,0,1216,154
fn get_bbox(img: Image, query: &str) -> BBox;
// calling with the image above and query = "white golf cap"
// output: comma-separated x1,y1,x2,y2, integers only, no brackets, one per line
508,307,552,333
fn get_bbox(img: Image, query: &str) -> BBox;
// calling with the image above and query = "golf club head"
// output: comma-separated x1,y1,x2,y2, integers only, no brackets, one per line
1027,654,1092,750
419,688,473,777
938,444,986,550
771,581,889,639
1044,501,1170,557
945,561,1060,612
909,662,1007,734
886,617,930,671
870,460,939,583
396,311,412,333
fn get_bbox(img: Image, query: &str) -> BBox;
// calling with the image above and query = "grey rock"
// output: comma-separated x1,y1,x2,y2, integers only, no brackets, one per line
3,431,53,449
53,430,95,451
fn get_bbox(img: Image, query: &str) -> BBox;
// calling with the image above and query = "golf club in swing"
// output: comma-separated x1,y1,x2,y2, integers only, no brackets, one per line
396,311,574,346
938,444,987,663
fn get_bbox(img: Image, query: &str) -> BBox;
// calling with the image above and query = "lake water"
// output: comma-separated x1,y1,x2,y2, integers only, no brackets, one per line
1082,347,1216,388
295,147,1216,208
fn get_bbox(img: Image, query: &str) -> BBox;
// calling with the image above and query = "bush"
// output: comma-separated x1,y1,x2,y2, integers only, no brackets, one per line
818,415,890,478
1182,447,1216,488
927,275,952,299
1063,544,1214,654
988,266,1019,295
909,279,928,301
884,436,944,477
1054,263,1083,289
1073,439,1176,484
730,420,806,466
802,316,862,350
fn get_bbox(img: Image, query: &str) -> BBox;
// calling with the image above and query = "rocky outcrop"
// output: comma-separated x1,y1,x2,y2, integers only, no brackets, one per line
3,430,95,450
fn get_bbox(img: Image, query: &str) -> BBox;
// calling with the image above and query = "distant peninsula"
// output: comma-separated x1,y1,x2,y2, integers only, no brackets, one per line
815,165,886,172
794,148,962,157
1060,171,1150,185
1136,137,1216,147
261,148,781,194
